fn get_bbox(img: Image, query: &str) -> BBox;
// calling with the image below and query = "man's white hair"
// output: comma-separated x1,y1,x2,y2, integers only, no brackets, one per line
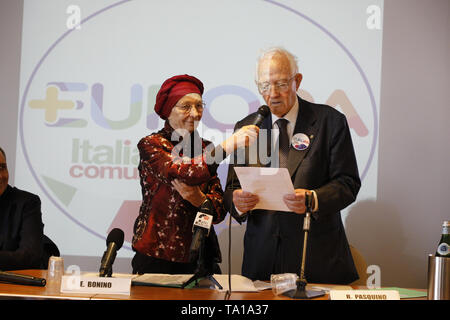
255,47,299,82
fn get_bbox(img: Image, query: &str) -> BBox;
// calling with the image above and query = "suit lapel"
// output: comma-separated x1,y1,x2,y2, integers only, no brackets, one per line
287,97,318,177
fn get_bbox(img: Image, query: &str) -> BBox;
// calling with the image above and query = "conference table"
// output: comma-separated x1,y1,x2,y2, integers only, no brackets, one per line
0,269,427,301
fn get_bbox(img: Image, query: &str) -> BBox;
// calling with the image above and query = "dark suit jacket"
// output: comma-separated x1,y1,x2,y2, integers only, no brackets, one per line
0,185,44,270
224,97,361,284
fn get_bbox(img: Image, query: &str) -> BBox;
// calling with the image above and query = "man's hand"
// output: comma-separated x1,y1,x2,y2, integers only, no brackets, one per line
171,179,206,207
283,189,314,214
232,189,259,213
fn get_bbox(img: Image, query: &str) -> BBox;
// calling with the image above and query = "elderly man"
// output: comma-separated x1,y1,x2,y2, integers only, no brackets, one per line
0,147,44,270
224,48,361,284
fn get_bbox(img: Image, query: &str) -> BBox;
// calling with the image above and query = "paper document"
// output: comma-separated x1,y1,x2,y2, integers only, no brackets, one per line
132,274,193,288
253,280,273,291
373,287,427,299
84,272,136,279
213,275,258,292
131,273,258,292
234,167,295,212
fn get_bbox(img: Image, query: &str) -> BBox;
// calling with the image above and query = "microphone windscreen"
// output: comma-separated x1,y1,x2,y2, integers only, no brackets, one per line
257,105,270,117
106,228,124,249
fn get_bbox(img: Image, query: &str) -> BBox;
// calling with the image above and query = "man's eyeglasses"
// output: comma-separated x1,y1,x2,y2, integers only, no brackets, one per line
257,75,296,94
0,164,7,171
174,102,206,113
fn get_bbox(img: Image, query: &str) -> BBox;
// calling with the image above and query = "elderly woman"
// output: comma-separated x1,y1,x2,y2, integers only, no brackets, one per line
132,74,258,274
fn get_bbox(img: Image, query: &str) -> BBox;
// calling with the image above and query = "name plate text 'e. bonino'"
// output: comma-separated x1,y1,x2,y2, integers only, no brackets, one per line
60,275,131,295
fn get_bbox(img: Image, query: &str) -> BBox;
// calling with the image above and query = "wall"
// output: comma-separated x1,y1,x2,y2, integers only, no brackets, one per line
345,0,450,288
0,0,22,183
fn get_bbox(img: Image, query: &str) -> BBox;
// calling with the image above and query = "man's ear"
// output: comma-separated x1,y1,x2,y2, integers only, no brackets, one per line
294,73,303,90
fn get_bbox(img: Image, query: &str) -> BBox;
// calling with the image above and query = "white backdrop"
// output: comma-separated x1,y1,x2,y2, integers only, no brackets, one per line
15,0,383,263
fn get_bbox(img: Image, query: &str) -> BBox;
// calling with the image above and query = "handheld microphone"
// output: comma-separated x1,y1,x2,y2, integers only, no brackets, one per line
99,228,124,277
189,200,213,262
251,105,271,127
0,271,46,287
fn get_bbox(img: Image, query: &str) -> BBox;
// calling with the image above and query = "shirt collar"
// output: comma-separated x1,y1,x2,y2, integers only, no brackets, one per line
271,98,299,127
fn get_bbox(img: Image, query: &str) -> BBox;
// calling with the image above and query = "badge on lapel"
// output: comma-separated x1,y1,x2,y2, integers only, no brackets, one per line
291,133,310,151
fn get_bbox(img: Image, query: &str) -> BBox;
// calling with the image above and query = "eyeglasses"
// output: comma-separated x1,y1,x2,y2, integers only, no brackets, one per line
0,163,7,171
174,102,206,113
257,75,296,94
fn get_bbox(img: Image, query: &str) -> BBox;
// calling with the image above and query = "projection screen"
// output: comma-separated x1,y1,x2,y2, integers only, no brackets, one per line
15,0,383,264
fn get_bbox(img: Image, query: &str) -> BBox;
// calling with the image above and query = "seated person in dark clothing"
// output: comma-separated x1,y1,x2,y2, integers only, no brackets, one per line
0,147,44,270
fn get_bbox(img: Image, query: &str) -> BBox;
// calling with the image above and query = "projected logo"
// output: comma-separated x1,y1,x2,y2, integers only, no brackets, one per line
19,0,379,252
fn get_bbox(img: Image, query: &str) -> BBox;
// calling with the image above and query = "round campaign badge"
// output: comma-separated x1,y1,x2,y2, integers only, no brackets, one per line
291,133,310,151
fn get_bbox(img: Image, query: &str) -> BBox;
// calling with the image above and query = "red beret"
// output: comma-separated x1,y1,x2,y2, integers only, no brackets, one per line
154,74,204,120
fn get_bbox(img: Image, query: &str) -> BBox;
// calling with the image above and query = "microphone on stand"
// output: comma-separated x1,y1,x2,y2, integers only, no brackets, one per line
99,228,124,277
189,201,213,263
182,199,222,290
283,192,326,299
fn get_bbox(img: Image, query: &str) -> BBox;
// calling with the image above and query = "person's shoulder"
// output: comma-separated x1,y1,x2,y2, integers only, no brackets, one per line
137,134,155,146
302,98,346,121
9,186,41,204
137,129,168,148
304,99,342,115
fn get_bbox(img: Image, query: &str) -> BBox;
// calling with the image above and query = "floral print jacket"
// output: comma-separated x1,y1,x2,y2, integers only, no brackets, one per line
132,122,226,263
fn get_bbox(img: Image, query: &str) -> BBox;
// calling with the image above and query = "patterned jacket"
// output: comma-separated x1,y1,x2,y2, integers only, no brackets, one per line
132,122,226,263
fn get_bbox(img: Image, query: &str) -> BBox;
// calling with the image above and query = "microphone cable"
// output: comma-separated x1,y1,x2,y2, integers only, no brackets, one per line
223,111,267,300
224,166,235,301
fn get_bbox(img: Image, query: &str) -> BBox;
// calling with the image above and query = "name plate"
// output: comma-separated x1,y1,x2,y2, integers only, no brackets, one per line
60,275,131,295
329,290,400,300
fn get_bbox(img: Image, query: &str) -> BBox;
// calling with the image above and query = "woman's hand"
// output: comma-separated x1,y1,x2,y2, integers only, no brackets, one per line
171,179,206,207
221,125,259,155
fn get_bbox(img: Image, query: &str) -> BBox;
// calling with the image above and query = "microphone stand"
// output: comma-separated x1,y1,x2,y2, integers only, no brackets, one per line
99,265,112,278
182,199,222,290
181,239,222,290
283,193,325,299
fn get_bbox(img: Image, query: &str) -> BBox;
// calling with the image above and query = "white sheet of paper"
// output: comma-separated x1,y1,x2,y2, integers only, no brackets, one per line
213,274,258,292
234,167,295,212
